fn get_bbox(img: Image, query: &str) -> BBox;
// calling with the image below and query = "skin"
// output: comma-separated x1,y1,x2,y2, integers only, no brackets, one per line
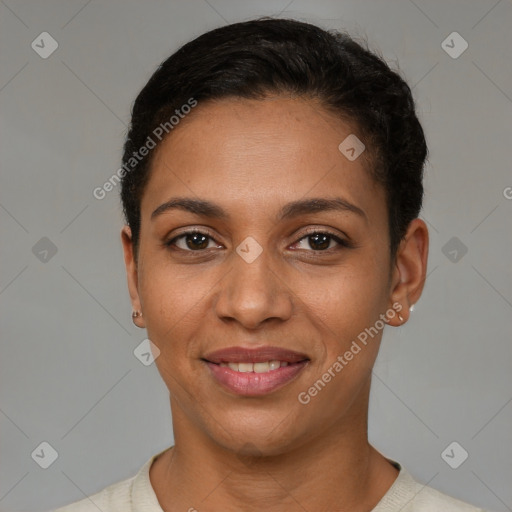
121,95,429,512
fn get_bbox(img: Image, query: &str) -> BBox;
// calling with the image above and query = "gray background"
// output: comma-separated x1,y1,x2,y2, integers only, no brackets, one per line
1,1,511,511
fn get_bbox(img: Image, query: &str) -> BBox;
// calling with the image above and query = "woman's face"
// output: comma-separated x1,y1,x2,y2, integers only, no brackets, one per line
123,96,410,455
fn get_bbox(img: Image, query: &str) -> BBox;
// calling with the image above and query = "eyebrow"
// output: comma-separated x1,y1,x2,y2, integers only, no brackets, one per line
151,196,367,222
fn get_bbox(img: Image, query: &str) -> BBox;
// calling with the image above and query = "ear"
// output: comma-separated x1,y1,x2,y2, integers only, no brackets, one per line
121,225,145,328
387,218,429,326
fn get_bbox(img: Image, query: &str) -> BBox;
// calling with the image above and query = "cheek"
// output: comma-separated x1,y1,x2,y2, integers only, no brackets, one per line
139,244,209,317
295,276,384,420
138,260,208,360
300,261,388,333
294,263,390,403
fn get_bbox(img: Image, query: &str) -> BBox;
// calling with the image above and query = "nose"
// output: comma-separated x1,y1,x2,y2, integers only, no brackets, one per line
214,247,293,330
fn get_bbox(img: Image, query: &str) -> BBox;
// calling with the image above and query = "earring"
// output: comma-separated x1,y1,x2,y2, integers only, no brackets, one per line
398,314,404,323
132,310,143,319
409,304,415,312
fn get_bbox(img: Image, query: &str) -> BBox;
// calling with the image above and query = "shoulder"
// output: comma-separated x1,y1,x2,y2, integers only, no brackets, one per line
51,473,135,511
50,448,168,512
404,484,487,511
374,462,490,512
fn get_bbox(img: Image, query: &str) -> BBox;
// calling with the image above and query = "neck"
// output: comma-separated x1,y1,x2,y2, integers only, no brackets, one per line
151,389,398,511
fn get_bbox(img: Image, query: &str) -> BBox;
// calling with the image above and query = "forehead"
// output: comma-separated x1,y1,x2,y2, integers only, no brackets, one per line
141,96,384,223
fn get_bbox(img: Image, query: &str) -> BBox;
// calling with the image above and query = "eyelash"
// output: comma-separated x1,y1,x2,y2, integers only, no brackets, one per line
163,227,352,254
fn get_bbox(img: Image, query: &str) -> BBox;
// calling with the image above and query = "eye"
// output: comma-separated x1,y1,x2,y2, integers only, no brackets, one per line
164,228,351,253
165,230,222,251
291,231,350,251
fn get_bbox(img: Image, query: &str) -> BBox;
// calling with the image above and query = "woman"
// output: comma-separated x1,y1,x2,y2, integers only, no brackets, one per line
54,17,488,512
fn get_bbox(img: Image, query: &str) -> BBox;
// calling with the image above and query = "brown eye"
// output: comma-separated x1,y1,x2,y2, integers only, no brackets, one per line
307,233,331,250
184,233,210,250
165,231,220,251
292,231,348,252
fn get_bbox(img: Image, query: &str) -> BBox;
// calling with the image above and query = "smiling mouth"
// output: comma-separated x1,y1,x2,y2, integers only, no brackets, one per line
203,346,310,396
217,360,292,373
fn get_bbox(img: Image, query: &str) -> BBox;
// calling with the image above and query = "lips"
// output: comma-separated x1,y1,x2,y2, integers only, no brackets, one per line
204,346,309,364
203,346,310,396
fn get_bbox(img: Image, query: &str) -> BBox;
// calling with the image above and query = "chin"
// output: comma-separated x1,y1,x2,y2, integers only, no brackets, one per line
208,412,313,458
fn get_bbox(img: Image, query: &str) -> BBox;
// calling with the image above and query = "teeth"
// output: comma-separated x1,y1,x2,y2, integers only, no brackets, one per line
269,360,281,371
253,362,270,373
238,363,253,373
220,360,290,373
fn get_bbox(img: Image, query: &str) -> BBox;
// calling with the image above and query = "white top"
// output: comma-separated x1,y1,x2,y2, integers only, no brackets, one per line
52,448,488,511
